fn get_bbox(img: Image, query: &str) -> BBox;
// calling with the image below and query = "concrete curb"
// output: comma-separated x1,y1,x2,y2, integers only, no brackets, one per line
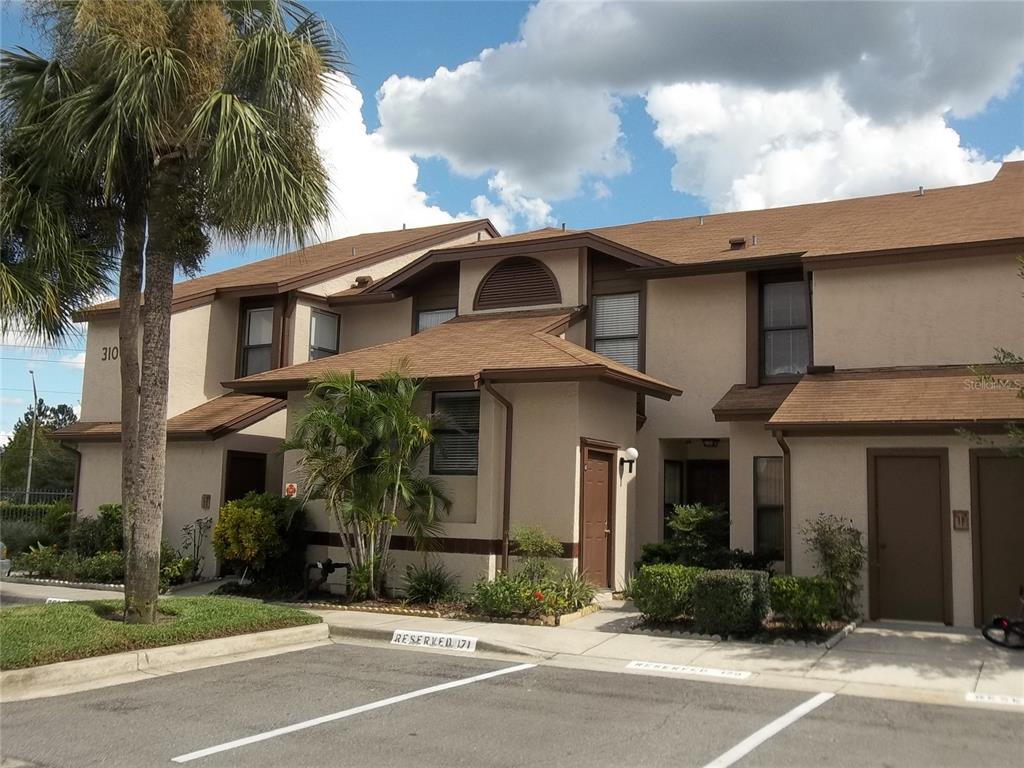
0,575,123,591
0,623,329,702
327,624,547,659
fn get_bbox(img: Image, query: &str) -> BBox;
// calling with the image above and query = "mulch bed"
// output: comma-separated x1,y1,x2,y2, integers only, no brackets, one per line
633,617,855,647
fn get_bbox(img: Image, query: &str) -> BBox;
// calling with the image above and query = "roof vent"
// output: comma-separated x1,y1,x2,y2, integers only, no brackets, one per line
751,234,758,246
351,247,356,257
698,216,704,226
477,231,482,241
561,222,566,231
916,186,925,196
352,275,372,288
402,223,406,230
729,236,746,250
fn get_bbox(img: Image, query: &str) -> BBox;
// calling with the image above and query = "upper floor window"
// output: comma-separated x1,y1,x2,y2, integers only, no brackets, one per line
474,256,561,311
761,275,808,379
593,292,640,369
430,391,480,475
240,306,274,376
309,309,340,360
416,307,456,334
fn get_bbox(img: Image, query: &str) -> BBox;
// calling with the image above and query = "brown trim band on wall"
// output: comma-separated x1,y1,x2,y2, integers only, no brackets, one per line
866,447,953,625
304,530,578,558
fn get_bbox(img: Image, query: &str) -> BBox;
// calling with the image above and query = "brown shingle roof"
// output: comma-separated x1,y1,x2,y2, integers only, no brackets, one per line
426,162,1024,271
225,309,681,399
768,366,1024,432
712,383,797,421
77,219,496,319
54,393,285,442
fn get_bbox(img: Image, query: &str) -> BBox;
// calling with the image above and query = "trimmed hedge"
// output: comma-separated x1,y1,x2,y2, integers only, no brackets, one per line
769,576,837,630
630,564,705,622
692,569,769,636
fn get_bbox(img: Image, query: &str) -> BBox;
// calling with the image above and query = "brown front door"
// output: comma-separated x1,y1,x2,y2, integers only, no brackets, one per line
972,452,1024,625
581,447,614,587
224,451,267,503
868,450,952,623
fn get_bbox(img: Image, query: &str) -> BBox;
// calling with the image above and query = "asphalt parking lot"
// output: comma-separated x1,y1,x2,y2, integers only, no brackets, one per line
1,642,1021,768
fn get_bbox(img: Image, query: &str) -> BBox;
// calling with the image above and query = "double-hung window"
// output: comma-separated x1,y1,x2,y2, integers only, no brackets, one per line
416,307,456,334
240,306,274,377
430,391,480,475
761,276,809,378
754,457,784,561
593,292,640,369
309,310,340,360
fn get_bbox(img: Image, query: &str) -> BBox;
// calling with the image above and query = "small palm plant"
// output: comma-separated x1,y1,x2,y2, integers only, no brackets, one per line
285,370,450,599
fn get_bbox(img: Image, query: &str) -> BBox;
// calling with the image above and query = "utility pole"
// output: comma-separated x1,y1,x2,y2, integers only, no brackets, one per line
24,369,38,504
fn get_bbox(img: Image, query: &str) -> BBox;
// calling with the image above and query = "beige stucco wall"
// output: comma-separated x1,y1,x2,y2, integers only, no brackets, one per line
812,253,1024,369
727,422,784,554
787,434,990,626
338,298,413,353
458,248,581,315
80,318,137,422
634,272,747,555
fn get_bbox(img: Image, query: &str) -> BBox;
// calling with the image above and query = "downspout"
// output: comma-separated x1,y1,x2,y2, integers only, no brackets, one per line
477,378,513,572
772,430,792,575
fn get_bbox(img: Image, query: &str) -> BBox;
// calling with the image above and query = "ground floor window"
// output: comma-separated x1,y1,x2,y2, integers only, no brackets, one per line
430,391,480,474
754,456,784,560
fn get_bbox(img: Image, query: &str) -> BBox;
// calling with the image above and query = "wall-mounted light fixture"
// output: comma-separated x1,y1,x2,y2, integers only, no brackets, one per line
619,447,639,473
701,438,720,448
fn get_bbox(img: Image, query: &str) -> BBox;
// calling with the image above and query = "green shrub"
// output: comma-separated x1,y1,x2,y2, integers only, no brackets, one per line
403,561,460,604
801,514,866,620
556,569,597,612
69,503,123,557
471,572,533,617
0,502,56,524
631,564,705,622
1,520,47,556
76,551,125,583
42,501,73,548
12,543,62,577
212,494,285,574
511,526,563,582
692,569,769,636
770,576,837,630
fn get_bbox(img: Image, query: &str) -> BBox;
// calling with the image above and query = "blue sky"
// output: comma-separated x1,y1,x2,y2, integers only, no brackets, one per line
1,1,1022,442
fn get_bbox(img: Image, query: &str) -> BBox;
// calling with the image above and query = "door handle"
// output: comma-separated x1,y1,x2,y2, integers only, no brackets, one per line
604,529,612,535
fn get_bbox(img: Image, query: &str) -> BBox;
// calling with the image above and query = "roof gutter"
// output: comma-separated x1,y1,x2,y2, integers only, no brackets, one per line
772,430,792,575
477,377,513,573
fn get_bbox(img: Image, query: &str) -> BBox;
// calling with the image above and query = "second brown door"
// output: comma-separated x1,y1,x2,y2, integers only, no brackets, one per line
581,448,613,587
869,450,951,624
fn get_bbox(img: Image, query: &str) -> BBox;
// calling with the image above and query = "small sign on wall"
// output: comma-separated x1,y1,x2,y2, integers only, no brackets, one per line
284,482,298,498
953,509,970,531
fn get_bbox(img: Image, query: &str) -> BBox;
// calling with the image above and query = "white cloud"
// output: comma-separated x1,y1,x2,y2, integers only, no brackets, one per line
373,1,1023,213
1004,146,1024,162
592,181,612,200
315,73,463,240
645,80,1003,211
468,172,554,234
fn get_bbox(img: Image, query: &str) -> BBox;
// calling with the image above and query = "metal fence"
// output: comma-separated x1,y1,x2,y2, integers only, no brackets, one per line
0,490,73,505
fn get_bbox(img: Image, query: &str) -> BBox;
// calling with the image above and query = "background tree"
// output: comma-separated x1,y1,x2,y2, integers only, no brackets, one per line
1,0,343,622
285,371,450,600
0,400,78,493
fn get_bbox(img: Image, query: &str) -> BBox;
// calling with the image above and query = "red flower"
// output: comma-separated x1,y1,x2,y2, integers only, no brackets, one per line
534,591,545,601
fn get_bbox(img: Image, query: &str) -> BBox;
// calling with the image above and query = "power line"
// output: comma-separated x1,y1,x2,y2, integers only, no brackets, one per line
0,357,85,365
0,344,85,352
1,388,82,396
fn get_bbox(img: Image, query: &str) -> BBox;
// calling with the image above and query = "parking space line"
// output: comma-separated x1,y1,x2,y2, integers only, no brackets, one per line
170,662,536,763
701,692,835,768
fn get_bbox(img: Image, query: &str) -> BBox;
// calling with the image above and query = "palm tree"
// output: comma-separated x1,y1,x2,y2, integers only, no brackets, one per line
286,371,450,599
1,0,344,622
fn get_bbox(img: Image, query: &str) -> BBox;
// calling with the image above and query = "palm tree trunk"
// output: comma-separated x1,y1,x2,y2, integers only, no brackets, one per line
118,219,143,598
124,237,174,623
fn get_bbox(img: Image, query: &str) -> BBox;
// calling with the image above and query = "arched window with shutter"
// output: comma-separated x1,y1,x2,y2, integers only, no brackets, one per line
473,257,562,310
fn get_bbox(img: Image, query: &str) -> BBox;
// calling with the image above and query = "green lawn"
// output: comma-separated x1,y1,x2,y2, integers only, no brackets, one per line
0,597,320,670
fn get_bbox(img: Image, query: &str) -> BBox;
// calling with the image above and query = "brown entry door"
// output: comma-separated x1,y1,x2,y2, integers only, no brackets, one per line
869,451,952,624
973,453,1024,624
224,451,267,502
581,448,614,587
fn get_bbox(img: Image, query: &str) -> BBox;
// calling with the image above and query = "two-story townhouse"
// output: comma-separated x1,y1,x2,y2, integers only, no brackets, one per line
225,162,1023,627
56,220,498,573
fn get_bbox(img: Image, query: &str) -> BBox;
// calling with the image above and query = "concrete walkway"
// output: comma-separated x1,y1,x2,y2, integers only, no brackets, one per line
0,577,229,607
314,601,1024,710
